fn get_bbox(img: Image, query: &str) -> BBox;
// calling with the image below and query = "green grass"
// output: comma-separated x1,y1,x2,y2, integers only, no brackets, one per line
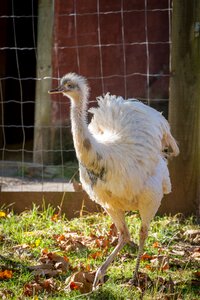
0,205,199,299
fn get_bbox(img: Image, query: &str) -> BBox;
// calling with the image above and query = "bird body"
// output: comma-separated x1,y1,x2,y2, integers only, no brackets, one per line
80,94,176,209
49,73,179,289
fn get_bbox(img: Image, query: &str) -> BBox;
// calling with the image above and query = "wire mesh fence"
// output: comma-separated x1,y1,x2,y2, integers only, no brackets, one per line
0,0,172,191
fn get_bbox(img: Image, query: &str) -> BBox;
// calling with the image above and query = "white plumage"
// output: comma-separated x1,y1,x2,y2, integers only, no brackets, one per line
49,73,179,289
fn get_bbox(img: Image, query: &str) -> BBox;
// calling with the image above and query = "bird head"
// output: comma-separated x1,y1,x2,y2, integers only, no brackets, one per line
48,73,89,103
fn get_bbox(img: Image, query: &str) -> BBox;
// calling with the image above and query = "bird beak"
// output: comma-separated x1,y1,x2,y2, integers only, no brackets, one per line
48,86,64,94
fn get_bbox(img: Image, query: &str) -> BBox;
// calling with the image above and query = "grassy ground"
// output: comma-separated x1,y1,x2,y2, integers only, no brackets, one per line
0,205,199,299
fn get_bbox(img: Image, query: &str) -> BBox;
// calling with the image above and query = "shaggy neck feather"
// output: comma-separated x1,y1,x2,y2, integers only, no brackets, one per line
70,93,95,166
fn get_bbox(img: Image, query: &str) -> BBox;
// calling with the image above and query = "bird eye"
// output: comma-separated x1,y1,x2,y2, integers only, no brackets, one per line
67,84,74,89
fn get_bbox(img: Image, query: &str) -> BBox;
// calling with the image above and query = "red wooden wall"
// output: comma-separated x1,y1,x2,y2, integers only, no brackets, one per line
51,0,171,125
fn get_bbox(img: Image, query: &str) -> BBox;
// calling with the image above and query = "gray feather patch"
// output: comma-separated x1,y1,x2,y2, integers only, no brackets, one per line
86,166,106,187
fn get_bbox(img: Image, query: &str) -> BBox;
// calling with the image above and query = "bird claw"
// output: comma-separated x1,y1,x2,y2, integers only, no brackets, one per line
92,268,105,290
129,271,152,288
128,271,139,286
129,276,138,286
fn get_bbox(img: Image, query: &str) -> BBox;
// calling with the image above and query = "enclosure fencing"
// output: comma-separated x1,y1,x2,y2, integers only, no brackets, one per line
0,0,172,191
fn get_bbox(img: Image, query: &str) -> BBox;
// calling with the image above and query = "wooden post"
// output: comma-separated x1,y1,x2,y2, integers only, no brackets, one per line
33,0,54,164
160,0,200,217
0,1,8,151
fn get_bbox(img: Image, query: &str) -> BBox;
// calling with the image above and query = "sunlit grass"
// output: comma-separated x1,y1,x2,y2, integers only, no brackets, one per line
0,205,199,299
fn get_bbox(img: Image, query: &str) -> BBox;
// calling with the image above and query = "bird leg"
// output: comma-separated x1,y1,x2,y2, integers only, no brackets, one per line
93,209,130,290
132,224,148,283
92,232,128,289
131,194,161,285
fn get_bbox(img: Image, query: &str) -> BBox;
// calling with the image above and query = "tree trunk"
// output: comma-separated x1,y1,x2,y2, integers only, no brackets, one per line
160,0,200,217
33,0,54,164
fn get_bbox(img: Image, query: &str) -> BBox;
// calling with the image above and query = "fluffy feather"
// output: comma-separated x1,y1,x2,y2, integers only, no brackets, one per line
49,73,179,289
79,93,177,208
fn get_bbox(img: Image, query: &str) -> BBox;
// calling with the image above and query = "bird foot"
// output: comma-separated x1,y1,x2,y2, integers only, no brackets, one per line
92,268,105,291
128,272,138,286
129,272,152,288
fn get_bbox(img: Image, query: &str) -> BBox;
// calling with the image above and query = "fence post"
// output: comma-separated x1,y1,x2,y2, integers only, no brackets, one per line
160,0,200,217
33,0,54,164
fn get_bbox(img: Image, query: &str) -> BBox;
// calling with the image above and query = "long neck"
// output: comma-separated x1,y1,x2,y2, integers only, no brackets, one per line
70,93,96,167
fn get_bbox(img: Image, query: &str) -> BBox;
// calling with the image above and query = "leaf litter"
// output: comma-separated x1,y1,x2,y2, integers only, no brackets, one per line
54,222,118,253
29,249,70,277
23,277,58,297
66,270,96,294
19,223,118,295
1,210,200,298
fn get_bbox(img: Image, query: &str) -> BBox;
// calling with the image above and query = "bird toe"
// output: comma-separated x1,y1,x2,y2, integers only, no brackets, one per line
92,268,105,290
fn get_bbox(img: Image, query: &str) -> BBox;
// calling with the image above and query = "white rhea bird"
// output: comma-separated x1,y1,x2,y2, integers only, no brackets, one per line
49,73,179,289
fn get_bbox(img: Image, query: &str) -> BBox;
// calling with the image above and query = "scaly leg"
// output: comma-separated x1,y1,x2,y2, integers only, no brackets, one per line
132,190,162,283
132,224,149,282
93,209,130,290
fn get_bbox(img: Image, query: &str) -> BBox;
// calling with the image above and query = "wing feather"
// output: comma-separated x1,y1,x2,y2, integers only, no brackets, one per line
83,93,178,199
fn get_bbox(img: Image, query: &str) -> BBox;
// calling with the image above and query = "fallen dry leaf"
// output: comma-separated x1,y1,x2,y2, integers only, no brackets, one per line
42,278,57,292
70,281,83,290
190,279,200,287
120,253,135,262
54,232,88,252
89,251,102,259
0,235,5,243
76,262,91,272
169,257,185,268
51,213,59,222
150,256,170,271
145,264,153,271
141,252,153,261
184,229,200,238
152,241,160,248
191,250,200,261
67,271,96,294
12,243,33,258
55,225,119,255
143,254,170,272
95,236,110,249
30,267,61,277
55,234,65,242
30,250,70,277
13,243,30,251
23,282,41,297
171,249,185,256
0,270,13,280
130,272,153,292
108,223,118,237
194,271,200,278
23,278,57,296
172,244,200,261
0,289,14,299
42,248,49,255
155,276,175,294
183,229,200,244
